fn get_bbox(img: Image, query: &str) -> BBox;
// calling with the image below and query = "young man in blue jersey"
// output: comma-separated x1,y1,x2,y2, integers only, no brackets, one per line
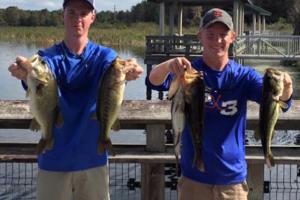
146,8,293,200
8,0,143,200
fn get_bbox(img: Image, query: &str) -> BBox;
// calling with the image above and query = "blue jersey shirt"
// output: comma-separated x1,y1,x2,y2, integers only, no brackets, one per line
146,58,292,185
35,41,117,171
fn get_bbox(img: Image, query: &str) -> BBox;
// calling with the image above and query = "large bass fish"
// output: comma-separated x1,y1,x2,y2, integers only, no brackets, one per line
255,68,287,168
17,55,63,154
95,58,126,155
168,71,206,172
183,71,206,172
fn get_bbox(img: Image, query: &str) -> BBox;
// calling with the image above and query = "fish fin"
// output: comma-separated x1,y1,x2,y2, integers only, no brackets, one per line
278,100,288,109
266,153,275,168
168,76,180,100
111,119,121,131
54,107,64,128
30,118,40,131
90,113,97,120
36,138,46,155
254,127,261,141
98,139,115,155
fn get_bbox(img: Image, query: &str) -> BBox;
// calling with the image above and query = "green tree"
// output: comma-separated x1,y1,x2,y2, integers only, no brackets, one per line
130,0,158,22
46,11,62,26
287,0,300,34
4,6,20,26
27,12,40,26
253,0,294,23
0,9,7,25
254,0,300,34
39,9,50,26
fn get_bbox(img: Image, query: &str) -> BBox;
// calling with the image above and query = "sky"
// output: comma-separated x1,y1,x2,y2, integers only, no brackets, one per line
0,0,144,11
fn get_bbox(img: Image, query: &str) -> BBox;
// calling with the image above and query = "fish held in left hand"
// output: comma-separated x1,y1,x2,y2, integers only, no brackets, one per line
17,54,63,155
94,58,126,155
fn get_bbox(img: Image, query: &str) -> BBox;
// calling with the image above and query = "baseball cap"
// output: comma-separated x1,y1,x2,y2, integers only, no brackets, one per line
201,8,233,30
63,0,95,10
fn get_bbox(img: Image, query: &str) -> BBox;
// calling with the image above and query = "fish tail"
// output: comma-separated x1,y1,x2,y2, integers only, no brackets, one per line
174,141,181,176
45,138,54,150
174,131,182,175
266,153,275,168
36,138,47,155
175,151,180,176
193,154,205,172
174,132,181,153
98,139,115,155
30,118,40,131
254,127,261,141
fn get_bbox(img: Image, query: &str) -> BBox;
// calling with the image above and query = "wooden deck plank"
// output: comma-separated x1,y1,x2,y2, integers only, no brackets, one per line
1,100,300,129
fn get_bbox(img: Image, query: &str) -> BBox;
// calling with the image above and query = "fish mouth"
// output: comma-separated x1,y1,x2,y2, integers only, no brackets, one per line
266,68,283,81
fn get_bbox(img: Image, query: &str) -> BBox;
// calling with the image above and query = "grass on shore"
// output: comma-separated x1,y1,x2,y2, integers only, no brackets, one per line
0,23,198,48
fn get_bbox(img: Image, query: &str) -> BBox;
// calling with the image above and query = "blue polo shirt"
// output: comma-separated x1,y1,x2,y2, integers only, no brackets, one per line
146,58,292,184
36,41,117,171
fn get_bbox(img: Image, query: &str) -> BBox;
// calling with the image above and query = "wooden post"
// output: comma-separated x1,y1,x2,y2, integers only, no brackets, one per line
262,16,266,33
169,3,175,35
240,3,244,35
177,4,183,36
233,0,239,35
159,3,165,36
247,163,264,200
141,124,166,200
258,15,261,34
252,14,256,35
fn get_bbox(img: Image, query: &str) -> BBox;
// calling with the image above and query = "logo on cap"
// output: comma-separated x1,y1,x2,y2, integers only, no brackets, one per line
213,10,223,17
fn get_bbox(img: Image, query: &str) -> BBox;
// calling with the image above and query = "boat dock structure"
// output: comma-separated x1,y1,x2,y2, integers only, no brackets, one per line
1,100,300,200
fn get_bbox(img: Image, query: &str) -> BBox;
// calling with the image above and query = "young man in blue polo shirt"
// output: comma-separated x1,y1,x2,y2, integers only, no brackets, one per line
8,0,143,199
146,8,293,200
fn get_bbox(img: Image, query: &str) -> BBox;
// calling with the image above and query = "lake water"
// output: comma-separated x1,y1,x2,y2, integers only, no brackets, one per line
1,41,300,200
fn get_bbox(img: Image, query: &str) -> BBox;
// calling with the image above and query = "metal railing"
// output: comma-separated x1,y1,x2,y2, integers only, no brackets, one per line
234,35,300,60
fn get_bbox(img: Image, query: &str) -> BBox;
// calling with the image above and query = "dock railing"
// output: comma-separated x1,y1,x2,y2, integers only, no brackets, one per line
235,35,300,60
145,35,300,63
1,100,300,200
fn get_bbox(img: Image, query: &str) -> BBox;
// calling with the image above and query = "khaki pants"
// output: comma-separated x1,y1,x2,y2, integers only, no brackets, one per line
37,165,110,200
178,176,249,200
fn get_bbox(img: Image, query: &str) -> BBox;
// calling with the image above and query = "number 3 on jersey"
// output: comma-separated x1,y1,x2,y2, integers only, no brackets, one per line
220,100,238,116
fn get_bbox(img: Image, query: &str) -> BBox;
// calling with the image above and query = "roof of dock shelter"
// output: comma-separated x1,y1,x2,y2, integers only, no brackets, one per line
147,0,253,6
245,3,271,16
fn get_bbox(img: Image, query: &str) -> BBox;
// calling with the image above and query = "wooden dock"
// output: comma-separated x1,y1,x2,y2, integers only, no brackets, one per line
1,99,300,200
